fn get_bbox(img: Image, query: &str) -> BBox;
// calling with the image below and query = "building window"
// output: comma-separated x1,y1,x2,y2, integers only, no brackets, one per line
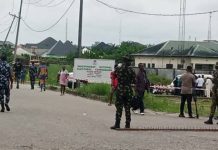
177,64,183,69
195,64,214,70
152,63,155,68
166,64,173,69
142,63,146,68
148,63,151,68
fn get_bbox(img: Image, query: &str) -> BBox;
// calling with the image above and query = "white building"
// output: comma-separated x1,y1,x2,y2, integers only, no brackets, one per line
133,40,218,70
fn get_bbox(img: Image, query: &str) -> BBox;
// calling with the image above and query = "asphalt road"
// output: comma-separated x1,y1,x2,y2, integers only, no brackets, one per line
0,84,218,150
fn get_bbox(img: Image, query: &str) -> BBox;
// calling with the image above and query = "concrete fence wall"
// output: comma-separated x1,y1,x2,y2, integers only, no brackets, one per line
132,67,213,80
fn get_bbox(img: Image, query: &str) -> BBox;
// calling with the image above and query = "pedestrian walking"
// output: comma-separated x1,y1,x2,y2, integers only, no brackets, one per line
38,61,48,92
111,56,135,129
57,66,69,96
108,64,118,106
204,63,218,124
132,63,147,115
13,59,23,89
179,66,196,118
20,67,26,84
29,62,37,89
0,55,11,112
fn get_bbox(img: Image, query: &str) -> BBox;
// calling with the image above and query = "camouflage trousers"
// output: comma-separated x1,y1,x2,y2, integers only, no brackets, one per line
0,88,4,105
209,92,218,117
115,93,132,124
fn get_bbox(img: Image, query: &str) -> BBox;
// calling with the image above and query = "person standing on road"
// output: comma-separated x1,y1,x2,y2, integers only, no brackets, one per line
179,66,196,118
132,63,147,115
204,63,218,124
57,66,69,96
38,61,48,92
111,56,135,129
108,64,118,106
29,62,38,90
13,59,23,89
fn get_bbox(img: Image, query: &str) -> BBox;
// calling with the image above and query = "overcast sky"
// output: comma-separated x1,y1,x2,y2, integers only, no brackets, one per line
0,0,218,46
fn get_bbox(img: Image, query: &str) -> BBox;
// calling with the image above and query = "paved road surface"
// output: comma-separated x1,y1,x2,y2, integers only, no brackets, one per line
0,84,218,150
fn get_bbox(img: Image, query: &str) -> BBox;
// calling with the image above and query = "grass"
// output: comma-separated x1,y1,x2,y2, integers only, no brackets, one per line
73,83,215,117
76,83,110,98
47,64,72,85
41,65,214,117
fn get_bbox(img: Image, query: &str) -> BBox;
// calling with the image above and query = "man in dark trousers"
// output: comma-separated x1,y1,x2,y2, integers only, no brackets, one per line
13,59,23,89
204,63,218,124
133,63,147,115
29,62,37,89
0,55,11,112
1,55,13,111
111,56,135,129
179,66,196,118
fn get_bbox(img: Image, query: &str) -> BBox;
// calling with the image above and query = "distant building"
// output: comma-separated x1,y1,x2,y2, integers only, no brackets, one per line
82,47,91,54
21,37,77,58
132,40,218,71
0,41,14,49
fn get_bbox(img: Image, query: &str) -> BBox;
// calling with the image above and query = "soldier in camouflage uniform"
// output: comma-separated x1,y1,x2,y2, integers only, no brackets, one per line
1,55,13,111
111,56,135,129
204,63,218,124
0,55,10,112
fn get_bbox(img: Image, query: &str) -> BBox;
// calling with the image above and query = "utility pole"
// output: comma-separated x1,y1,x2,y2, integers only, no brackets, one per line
2,14,16,49
13,0,23,62
77,0,83,58
66,18,68,41
207,12,212,41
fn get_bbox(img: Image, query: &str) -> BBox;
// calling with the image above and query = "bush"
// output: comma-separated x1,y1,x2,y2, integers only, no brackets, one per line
76,83,110,97
148,73,171,85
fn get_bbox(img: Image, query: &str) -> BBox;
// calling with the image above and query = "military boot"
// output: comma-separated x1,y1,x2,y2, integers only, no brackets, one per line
5,103,10,111
110,121,120,130
204,117,213,125
125,122,130,128
1,103,5,112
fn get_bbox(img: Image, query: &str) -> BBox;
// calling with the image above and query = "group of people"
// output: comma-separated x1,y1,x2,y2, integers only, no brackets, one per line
16,61,48,92
177,64,218,124
109,57,149,129
173,74,213,97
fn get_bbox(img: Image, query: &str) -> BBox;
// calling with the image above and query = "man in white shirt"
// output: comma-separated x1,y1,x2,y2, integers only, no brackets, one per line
196,75,205,97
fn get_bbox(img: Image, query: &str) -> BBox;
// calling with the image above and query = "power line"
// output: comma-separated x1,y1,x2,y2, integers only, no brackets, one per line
0,26,10,34
22,0,76,32
95,0,218,16
32,0,55,7
25,0,68,7
25,0,43,5
47,0,68,7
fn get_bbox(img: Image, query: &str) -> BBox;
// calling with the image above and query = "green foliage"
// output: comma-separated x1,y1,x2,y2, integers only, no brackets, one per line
76,83,111,97
82,41,151,61
66,52,76,64
47,64,72,85
0,46,13,63
144,93,179,113
148,73,171,85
